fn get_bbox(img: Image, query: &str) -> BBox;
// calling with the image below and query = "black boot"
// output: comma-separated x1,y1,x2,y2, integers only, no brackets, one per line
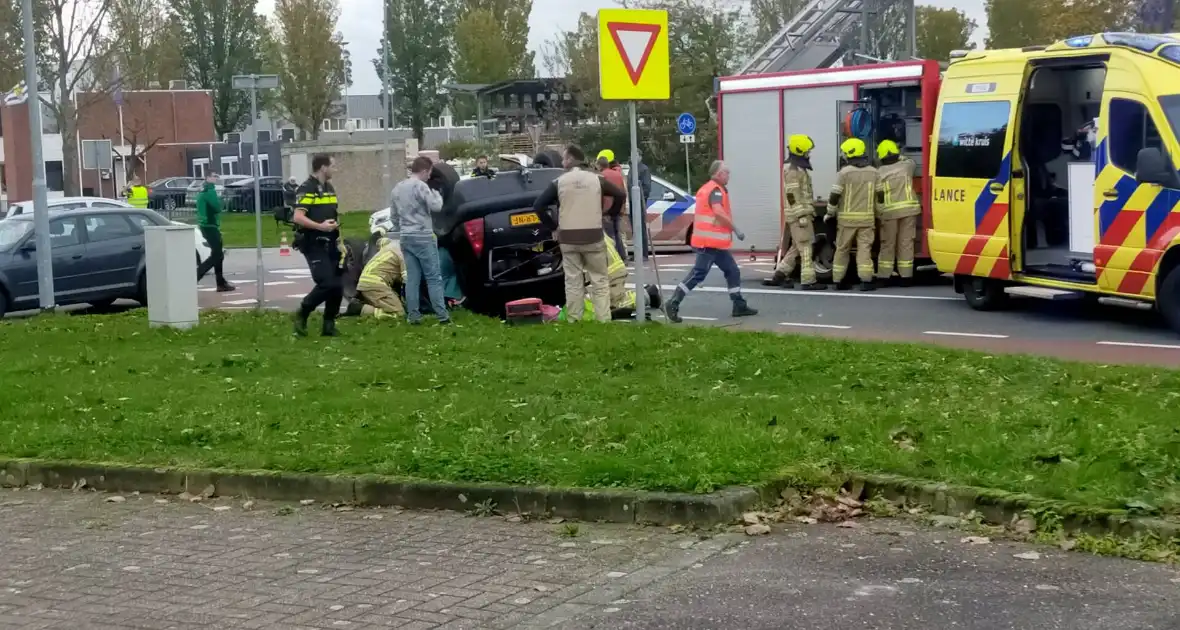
762,272,788,287
801,282,826,291
321,319,340,337
663,287,686,323
293,311,309,337
899,277,914,288
833,280,852,291
645,284,662,309
859,281,876,292
731,296,758,317
216,282,236,292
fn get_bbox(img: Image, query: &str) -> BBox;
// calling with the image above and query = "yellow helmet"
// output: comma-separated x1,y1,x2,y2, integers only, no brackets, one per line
787,134,815,157
596,149,615,162
877,139,900,160
840,137,866,159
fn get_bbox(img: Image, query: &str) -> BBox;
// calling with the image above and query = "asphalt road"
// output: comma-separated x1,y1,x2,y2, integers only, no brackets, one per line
10,247,1179,366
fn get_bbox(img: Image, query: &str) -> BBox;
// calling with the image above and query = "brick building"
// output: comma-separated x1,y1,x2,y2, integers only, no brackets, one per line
1,89,216,203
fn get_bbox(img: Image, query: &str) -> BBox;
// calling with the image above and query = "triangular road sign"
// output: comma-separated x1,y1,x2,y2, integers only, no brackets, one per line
607,22,661,86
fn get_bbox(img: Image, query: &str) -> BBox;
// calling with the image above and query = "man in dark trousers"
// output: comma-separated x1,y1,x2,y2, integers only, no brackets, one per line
291,154,344,337
195,172,234,292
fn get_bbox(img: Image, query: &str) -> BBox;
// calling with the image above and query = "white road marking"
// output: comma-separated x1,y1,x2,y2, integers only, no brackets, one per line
1097,341,1180,350
778,322,852,330
222,299,258,306
680,316,718,321
264,281,295,286
923,331,1009,339
642,284,958,301
269,268,306,274
198,288,218,293
286,294,306,299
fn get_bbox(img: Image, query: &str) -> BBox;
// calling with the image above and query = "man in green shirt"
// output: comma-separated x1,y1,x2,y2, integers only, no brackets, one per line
195,172,234,291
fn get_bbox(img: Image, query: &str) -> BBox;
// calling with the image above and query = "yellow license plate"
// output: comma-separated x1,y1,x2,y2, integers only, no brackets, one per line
510,213,540,226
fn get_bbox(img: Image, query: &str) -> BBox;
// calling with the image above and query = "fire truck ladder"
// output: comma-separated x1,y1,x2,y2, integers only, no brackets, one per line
737,0,870,75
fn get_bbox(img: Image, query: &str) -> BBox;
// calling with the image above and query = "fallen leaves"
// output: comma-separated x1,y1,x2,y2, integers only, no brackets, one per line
961,536,991,545
744,523,771,536
1013,551,1041,560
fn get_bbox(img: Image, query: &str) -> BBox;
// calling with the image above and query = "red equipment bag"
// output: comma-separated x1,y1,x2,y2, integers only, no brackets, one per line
505,298,544,326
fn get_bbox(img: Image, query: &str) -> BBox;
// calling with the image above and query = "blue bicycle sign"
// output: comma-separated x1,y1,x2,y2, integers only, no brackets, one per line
676,113,696,136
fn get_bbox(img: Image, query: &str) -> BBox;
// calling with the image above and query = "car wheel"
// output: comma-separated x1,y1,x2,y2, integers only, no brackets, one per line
962,276,1007,311
429,162,461,206
1158,264,1180,334
136,271,148,306
533,150,562,168
164,196,178,212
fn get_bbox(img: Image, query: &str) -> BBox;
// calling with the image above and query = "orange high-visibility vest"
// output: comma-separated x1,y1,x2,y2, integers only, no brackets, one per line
691,180,733,249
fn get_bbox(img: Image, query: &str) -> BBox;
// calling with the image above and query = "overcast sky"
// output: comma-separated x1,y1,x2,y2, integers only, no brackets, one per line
257,0,987,95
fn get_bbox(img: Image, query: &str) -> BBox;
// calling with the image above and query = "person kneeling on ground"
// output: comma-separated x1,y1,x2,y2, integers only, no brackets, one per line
562,234,661,321
356,232,406,319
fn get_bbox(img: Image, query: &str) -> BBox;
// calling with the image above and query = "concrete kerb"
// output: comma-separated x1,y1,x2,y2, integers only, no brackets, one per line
839,472,1179,540
0,459,759,527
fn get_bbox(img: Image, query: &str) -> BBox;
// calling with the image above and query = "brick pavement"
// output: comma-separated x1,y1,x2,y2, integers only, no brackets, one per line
0,488,738,630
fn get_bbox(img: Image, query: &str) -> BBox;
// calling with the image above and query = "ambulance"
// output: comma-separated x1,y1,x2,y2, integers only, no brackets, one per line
927,32,1180,333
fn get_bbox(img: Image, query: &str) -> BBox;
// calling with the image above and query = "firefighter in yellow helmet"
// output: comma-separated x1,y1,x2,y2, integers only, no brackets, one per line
875,140,920,286
824,138,878,291
765,134,825,290
355,229,406,319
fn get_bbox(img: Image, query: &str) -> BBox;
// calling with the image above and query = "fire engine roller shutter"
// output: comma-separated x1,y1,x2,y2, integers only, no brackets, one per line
782,84,855,209
720,90,783,252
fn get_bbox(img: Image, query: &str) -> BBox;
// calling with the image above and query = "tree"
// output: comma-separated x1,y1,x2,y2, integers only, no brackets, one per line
39,0,118,196
540,12,604,119
374,0,454,142
104,0,181,89
916,6,975,62
453,8,513,84
985,0,1048,48
271,0,345,140
170,0,268,136
458,0,533,77
1039,0,1133,41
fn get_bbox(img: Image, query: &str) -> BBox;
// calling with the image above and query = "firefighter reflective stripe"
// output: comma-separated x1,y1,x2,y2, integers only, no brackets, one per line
605,235,626,277
296,194,340,205
127,186,149,208
359,246,401,286
690,180,733,249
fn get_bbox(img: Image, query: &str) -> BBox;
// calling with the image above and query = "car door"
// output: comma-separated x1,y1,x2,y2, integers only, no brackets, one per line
80,213,142,292
646,178,694,245
11,216,89,302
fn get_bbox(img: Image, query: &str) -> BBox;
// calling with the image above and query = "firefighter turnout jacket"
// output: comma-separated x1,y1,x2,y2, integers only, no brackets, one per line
358,238,404,290
876,157,920,219
782,162,814,222
829,162,879,227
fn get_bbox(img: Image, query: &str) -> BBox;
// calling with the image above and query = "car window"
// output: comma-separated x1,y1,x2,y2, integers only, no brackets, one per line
649,179,674,202
0,220,32,250
49,218,80,248
1108,98,1166,174
934,100,1012,179
125,213,159,230
83,214,137,243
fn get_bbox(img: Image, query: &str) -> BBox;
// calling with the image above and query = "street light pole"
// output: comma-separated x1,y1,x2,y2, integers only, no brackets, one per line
381,0,392,201
21,0,53,311
233,74,280,311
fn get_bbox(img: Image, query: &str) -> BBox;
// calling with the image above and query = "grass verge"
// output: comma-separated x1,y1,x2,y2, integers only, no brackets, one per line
214,211,373,248
2,310,1179,514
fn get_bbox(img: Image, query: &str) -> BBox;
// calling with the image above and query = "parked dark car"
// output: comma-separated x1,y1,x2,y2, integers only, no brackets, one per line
148,177,197,212
223,176,287,212
0,208,205,317
433,165,566,314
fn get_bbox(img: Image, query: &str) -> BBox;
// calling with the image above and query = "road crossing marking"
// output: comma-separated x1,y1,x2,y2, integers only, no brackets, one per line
778,322,851,330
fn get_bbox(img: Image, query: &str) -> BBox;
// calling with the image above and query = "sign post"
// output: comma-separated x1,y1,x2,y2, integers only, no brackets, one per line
677,112,696,191
598,8,670,324
81,139,113,200
232,74,280,310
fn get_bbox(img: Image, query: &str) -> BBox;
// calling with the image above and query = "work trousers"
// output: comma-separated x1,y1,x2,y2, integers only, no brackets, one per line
196,226,227,285
604,215,627,264
562,242,610,323
878,215,917,279
774,218,816,285
299,236,344,321
679,247,742,299
832,225,875,284
401,233,450,323
357,281,404,318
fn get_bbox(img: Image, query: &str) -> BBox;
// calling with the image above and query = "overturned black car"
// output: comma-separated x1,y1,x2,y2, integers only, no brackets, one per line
343,158,568,317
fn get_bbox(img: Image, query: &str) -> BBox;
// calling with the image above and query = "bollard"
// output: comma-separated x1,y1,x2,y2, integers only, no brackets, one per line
144,225,199,329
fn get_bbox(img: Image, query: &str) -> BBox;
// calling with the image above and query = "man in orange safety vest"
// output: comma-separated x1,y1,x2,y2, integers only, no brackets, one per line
662,160,757,323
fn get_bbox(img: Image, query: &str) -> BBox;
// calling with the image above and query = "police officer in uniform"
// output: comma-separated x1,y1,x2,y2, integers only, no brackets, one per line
291,154,345,336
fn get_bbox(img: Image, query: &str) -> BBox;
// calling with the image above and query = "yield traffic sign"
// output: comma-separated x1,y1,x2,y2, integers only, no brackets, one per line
597,9,670,101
